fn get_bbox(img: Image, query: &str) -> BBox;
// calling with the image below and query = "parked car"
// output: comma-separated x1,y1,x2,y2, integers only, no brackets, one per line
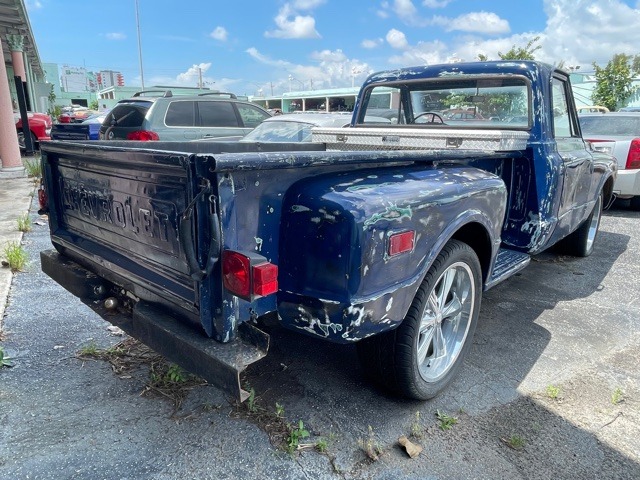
235,113,352,142
14,111,52,150
578,106,610,114
99,90,271,141
57,106,95,123
50,110,111,141
580,112,640,209
619,106,640,112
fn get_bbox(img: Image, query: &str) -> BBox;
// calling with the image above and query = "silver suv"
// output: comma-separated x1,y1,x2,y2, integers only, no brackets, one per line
99,90,271,141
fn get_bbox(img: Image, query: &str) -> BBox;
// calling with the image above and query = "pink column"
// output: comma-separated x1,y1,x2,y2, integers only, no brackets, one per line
0,36,24,173
7,34,26,81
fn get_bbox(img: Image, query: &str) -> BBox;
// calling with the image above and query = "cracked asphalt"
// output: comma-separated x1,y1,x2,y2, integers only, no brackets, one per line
1,197,639,479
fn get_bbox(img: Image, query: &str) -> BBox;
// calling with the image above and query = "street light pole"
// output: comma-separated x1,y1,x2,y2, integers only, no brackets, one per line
135,0,145,90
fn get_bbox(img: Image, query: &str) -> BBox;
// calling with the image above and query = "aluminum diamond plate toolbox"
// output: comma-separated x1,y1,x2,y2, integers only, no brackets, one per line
312,127,529,152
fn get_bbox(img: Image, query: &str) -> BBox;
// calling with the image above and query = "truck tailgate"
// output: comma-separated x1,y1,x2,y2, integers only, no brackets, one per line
42,142,199,317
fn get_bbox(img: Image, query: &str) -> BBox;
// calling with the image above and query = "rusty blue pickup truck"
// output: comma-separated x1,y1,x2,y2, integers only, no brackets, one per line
39,61,616,402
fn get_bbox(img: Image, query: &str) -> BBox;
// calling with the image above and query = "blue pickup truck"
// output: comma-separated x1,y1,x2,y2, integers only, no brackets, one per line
39,61,616,402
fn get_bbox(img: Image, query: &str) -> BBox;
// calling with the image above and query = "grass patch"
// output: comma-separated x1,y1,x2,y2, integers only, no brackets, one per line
611,387,624,405
24,157,42,178
435,409,458,431
502,434,526,451
16,214,31,233
232,391,323,454
0,345,13,368
546,384,561,400
410,411,423,438
286,420,310,453
358,425,383,461
2,242,28,272
77,337,206,413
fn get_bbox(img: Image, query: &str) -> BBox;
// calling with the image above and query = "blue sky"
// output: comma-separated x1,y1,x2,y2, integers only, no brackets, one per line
25,0,640,96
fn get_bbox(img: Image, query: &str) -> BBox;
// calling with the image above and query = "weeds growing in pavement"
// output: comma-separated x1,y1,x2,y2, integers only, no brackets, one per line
410,411,423,438
24,157,42,178
502,434,526,451
546,385,561,400
358,425,383,461
611,387,624,405
286,420,310,453
16,214,31,233
0,346,13,367
435,410,458,431
2,242,28,272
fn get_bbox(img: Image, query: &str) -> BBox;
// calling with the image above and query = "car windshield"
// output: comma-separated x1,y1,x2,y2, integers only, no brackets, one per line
241,120,317,142
359,76,531,128
580,115,640,136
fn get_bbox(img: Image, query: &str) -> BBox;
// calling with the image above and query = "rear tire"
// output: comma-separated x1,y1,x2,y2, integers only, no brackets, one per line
559,191,603,257
357,240,482,400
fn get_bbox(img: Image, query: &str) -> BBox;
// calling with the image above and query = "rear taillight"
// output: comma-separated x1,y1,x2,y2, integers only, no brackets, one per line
626,139,640,169
126,130,159,141
222,251,278,299
37,183,48,214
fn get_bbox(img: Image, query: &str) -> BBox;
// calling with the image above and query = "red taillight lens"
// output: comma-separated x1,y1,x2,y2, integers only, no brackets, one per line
626,139,640,169
222,251,278,298
58,115,71,123
126,130,159,141
223,251,251,297
389,231,415,256
253,263,278,296
38,185,48,212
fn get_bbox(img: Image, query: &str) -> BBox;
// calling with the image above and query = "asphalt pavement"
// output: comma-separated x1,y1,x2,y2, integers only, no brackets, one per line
0,186,639,479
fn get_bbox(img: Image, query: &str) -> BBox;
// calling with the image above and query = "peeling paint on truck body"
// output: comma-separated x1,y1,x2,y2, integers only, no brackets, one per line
39,61,616,399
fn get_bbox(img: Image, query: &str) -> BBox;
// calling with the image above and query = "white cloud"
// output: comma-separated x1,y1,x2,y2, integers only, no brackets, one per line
422,0,451,7
209,26,228,41
379,0,640,69
245,47,371,91
393,0,418,19
176,63,213,85
386,29,409,49
265,4,321,39
432,11,510,35
292,0,326,9
539,0,640,67
105,33,126,40
361,38,383,49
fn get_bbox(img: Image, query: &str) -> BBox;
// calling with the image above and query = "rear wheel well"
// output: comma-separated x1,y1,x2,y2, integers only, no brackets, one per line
451,222,492,283
603,176,615,208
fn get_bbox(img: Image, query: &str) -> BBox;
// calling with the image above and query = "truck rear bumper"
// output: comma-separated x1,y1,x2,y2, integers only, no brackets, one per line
41,249,269,402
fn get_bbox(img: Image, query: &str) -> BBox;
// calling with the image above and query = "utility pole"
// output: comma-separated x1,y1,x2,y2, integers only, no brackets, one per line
135,0,145,90
198,67,203,89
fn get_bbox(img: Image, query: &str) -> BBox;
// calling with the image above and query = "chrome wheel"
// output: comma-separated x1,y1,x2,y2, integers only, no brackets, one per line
356,239,481,400
417,261,475,382
585,193,603,254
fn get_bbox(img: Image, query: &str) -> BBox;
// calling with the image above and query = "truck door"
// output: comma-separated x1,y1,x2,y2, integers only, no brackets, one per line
552,76,593,228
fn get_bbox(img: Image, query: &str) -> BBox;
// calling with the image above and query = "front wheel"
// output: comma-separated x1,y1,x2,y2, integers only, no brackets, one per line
357,240,482,400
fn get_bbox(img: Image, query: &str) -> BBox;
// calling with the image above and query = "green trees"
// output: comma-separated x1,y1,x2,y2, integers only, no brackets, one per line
477,36,541,61
591,54,640,111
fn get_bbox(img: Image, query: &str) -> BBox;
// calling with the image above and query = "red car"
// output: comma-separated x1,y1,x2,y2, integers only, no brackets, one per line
14,111,52,150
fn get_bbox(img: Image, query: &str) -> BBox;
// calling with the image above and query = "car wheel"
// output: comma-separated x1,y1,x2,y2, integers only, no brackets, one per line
357,240,482,400
559,191,603,257
17,131,37,151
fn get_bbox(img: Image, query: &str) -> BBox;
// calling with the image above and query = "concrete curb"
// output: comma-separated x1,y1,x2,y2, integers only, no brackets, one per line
0,175,36,325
